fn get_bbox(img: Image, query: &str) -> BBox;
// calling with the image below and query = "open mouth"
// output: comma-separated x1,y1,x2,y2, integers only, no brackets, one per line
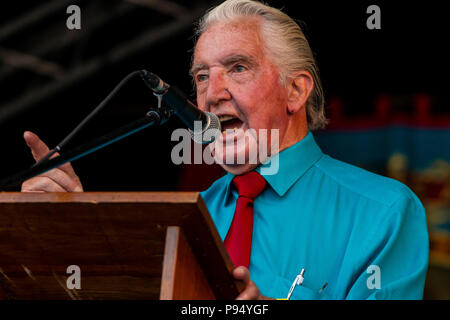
218,115,244,132
212,114,257,166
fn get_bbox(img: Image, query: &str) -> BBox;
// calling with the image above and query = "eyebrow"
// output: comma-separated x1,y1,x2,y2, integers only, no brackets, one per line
190,63,208,77
221,54,257,68
190,54,257,76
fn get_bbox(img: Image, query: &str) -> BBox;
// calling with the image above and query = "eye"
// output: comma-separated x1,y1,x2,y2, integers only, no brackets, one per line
196,73,208,83
233,65,246,73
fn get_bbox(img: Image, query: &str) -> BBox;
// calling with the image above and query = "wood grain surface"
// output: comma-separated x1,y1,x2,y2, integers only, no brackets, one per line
0,192,242,299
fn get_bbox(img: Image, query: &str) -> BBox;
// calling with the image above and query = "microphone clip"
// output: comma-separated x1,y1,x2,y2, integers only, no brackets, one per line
145,106,172,127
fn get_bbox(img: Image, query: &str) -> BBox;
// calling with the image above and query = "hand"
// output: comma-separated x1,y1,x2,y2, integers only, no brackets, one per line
21,131,83,192
233,266,275,300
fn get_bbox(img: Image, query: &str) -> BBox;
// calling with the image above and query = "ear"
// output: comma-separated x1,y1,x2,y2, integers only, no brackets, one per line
286,71,314,114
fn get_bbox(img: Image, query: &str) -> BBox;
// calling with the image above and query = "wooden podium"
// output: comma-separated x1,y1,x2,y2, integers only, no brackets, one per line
0,192,243,300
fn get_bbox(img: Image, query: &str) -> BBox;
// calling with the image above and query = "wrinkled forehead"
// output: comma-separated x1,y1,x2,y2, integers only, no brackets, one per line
192,17,266,68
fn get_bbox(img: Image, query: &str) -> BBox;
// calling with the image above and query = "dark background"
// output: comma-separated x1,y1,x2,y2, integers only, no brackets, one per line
0,0,449,300
0,0,447,191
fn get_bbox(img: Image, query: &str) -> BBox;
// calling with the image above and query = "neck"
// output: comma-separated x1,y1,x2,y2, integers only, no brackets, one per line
279,109,309,153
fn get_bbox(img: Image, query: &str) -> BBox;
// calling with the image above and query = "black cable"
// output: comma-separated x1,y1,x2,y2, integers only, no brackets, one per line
33,70,143,166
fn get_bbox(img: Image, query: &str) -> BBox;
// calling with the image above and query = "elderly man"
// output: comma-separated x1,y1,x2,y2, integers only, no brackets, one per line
22,0,428,300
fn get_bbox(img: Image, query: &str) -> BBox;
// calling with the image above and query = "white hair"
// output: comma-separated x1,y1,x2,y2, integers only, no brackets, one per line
193,0,328,130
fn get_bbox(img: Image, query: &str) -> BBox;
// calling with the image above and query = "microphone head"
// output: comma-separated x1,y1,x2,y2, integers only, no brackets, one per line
189,112,221,144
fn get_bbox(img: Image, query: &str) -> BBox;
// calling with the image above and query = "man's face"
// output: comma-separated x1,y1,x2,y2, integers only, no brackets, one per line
192,18,291,175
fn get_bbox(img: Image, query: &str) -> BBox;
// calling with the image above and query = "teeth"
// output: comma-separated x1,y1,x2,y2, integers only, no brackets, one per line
222,128,238,135
218,115,236,122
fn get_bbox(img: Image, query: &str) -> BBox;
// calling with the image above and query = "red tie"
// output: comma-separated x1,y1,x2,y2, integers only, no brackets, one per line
224,171,266,268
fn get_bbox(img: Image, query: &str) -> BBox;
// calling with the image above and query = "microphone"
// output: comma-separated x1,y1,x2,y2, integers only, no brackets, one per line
140,70,221,144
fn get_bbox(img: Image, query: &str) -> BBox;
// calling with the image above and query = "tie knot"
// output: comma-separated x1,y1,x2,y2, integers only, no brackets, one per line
233,171,266,200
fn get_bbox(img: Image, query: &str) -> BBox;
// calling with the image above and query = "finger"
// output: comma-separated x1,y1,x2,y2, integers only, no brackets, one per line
24,131,51,162
236,282,260,300
39,168,83,192
24,131,80,180
22,176,67,193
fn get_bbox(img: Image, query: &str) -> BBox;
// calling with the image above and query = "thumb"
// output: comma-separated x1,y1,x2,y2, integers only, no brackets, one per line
233,266,251,284
24,131,53,162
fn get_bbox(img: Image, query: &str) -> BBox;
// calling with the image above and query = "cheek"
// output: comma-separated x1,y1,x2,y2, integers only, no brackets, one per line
196,94,207,112
246,87,288,128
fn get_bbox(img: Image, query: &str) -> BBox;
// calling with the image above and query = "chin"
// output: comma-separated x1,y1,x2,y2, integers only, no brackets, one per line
219,163,259,176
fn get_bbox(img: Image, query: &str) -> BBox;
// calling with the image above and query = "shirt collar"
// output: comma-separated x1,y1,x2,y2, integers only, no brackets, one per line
223,131,323,198
256,131,323,197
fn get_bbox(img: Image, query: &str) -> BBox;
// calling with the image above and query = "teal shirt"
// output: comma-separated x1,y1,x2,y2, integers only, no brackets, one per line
201,132,429,300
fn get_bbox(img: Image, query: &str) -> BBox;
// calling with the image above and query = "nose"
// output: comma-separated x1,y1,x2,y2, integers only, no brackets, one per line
205,68,231,111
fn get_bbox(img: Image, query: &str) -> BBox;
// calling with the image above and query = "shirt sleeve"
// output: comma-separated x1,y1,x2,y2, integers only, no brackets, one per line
345,190,429,300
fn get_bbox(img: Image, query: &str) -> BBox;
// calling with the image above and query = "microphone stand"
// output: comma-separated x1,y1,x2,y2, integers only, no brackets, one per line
0,108,169,190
